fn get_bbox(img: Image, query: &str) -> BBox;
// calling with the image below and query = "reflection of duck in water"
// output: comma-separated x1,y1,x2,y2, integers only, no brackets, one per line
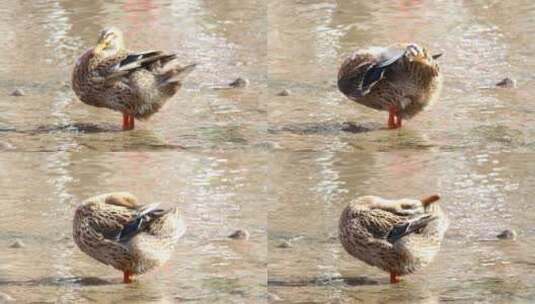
72,27,196,130
339,195,448,283
73,192,186,283
338,43,442,129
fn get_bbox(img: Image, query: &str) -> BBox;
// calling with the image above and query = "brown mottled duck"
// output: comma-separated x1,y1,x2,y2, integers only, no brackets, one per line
339,194,448,283
338,43,442,129
73,192,186,283
72,27,196,130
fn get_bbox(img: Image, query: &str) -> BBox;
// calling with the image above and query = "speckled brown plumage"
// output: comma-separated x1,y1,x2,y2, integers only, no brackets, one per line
73,192,186,283
338,43,442,129
72,27,196,130
339,195,449,283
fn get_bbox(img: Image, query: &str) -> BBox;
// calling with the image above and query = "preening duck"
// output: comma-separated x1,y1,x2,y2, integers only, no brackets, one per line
338,43,442,129
72,27,196,130
73,192,186,283
339,194,448,283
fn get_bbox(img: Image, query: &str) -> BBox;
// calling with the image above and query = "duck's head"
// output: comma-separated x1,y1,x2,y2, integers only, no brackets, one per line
94,27,125,56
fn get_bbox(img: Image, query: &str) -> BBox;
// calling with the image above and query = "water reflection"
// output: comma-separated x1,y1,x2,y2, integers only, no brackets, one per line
0,151,267,302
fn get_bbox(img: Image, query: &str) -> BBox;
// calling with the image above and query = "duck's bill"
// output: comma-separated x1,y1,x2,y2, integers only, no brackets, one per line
432,53,442,60
94,41,106,53
421,194,440,206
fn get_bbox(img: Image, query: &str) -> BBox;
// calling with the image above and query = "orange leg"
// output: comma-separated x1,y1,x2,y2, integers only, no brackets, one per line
395,114,402,128
123,271,133,284
122,113,130,130
390,272,400,284
388,107,401,129
128,115,135,130
122,114,135,130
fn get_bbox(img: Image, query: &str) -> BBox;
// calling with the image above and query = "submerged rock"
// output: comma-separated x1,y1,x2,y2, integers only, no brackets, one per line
497,229,517,240
228,229,250,240
9,239,25,248
277,240,292,248
495,77,516,88
276,89,291,96
10,88,25,96
228,77,249,88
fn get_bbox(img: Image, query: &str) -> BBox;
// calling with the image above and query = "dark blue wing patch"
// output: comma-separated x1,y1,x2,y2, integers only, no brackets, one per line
361,51,405,91
117,208,165,242
386,214,436,244
362,66,386,90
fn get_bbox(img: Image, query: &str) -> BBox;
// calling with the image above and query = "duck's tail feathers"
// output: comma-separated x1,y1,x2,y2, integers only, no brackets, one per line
158,63,196,96
386,214,436,244
159,63,197,84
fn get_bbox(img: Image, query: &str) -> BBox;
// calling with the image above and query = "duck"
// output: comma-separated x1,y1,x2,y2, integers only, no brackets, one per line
337,43,442,129
338,194,448,283
72,27,196,130
73,192,186,283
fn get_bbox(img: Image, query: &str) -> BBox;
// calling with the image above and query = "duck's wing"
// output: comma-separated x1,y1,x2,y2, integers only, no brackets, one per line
358,203,434,240
106,51,177,80
338,48,405,98
360,49,405,91
116,203,168,242
386,214,436,244
93,50,176,82
357,208,405,239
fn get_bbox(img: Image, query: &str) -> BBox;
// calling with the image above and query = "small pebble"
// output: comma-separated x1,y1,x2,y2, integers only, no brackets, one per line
9,239,25,248
277,240,292,248
228,77,249,88
276,89,291,96
10,88,25,96
497,229,517,240
495,77,516,88
228,229,250,240
0,292,15,302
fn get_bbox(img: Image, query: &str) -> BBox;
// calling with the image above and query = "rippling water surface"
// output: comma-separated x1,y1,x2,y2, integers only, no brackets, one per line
1,0,535,303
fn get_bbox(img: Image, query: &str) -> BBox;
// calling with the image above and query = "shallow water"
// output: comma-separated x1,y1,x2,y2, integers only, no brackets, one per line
0,0,267,152
267,0,535,303
0,152,268,303
1,0,535,303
